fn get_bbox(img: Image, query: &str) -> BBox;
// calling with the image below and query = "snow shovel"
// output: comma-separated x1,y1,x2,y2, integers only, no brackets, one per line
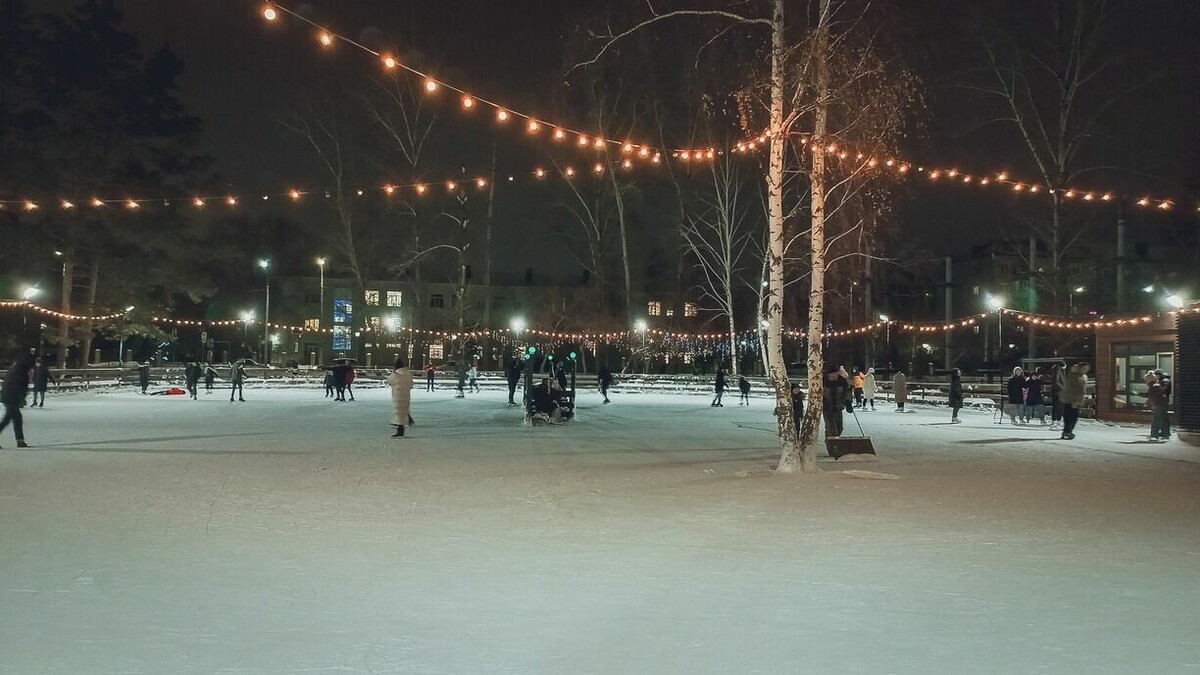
826,406,877,459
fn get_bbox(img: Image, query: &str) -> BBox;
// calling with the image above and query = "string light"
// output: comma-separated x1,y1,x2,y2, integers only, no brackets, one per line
193,198,205,207
289,189,302,201
382,55,397,70
553,128,566,141
262,3,277,21
496,109,510,122
62,200,74,210
526,120,540,133
318,31,333,46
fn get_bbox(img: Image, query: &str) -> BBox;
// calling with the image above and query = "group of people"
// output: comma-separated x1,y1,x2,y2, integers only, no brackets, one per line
322,358,357,401
708,369,761,407
1144,369,1173,441
1004,362,1092,439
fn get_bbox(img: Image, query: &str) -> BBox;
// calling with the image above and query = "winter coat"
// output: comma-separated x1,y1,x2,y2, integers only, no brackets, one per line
1,354,34,406
1025,375,1044,405
345,366,356,385
823,373,849,412
598,366,613,387
1006,376,1026,404
554,364,568,390
425,365,437,379
1156,371,1172,404
506,361,524,384
863,373,877,398
138,365,150,386
738,376,751,394
893,373,907,403
714,371,727,393
204,365,218,384
1146,381,1167,410
852,373,864,390
185,362,201,386
32,363,55,391
387,367,414,424
468,366,478,381
230,362,246,384
1051,366,1065,395
1060,367,1087,407
791,388,805,423
948,376,964,407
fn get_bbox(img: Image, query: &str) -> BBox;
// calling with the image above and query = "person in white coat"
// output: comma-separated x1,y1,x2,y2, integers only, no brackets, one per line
387,358,414,438
862,367,877,410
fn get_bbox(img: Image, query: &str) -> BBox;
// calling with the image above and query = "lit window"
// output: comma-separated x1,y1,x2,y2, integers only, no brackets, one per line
684,302,698,317
647,301,662,316
430,294,445,308
429,344,444,360
304,318,320,330
364,290,380,306
386,291,402,307
665,309,675,317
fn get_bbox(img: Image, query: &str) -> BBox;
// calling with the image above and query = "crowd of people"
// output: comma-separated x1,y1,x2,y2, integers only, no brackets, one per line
1003,362,1097,440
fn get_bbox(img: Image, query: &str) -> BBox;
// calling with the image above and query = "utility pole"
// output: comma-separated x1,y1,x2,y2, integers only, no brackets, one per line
944,256,952,371
1116,200,1127,312
1028,237,1036,358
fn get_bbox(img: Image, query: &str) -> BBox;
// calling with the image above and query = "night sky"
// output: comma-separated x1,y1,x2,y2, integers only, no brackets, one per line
36,0,1200,270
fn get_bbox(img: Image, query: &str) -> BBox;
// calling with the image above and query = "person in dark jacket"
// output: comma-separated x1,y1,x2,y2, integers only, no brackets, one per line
1025,369,1046,424
344,362,356,401
822,365,849,438
425,363,437,392
948,368,964,423
1049,362,1066,430
0,352,34,448
204,362,217,394
184,358,201,400
790,382,806,435
1146,371,1169,441
31,357,56,407
712,367,727,407
738,375,751,405
553,361,568,391
138,362,151,395
323,368,334,398
506,359,524,405
597,364,613,404
455,361,468,399
1154,368,1172,439
1005,366,1026,424
229,359,247,402
330,358,349,401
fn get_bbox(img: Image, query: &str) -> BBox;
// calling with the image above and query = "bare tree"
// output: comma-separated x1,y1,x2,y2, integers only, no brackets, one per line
680,155,758,375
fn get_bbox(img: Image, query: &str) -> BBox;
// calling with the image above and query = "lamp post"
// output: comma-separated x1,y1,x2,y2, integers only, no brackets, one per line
20,286,38,336
241,310,254,357
635,319,648,374
1070,286,1085,315
987,295,1005,365
259,259,271,364
1166,294,1185,310
878,313,890,355
117,306,135,363
316,257,326,365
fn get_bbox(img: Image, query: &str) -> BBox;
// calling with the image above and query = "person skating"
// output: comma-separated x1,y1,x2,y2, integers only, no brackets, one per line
322,368,334,398
738,375,751,405
790,381,805,436
204,362,217,394
553,361,569,392
893,370,907,411
184,358,201,400
1059,362,1089,440
344,361,356,401
712,367,726,407
1025,368,1046,425
1006,367,1026,424
331,358,349,401
597,364,613,404
948,368,964,423
863,367,877,410
505,358,524,405
138,362,150,395
468,363,480,394
852,369,865,408
31,357,56,407
822,365,850,438
387,358,414,437
229,359,247,402
0,352,34,448
1049,362,1066,430
455,361,468,399
425,363,437,392
1146,371,1169,441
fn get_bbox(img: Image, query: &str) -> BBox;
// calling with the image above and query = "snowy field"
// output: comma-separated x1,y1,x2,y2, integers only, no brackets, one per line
2,385,1198,674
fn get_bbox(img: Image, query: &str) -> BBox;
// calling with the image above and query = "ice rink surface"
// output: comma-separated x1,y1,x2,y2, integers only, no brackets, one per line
2,384,1199,674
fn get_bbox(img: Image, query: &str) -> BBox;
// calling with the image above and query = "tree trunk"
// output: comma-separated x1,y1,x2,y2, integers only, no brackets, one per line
769,0,807,473
56,253,74,367
484,145,496,368
79,254,100,366
726,285,738,376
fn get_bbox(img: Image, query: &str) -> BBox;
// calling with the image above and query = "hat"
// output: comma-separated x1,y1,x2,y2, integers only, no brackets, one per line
1143,372,1157,382
867,367,874,374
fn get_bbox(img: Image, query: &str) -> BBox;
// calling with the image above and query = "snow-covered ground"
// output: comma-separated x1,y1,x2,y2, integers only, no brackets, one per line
2,385,1198,674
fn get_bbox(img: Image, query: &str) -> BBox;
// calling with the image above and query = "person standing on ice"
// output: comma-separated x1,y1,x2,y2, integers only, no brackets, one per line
1059,362,1089,440
425,362,437,392
1145,371,1169,441
455,361,468,399
387,358,414,438
862,367,877,410
948,368,964,423
344,361,356,401
822,365,849,438
711,367,727,407
505,358,524,405
229,359,247,402
184,358,201,400
468,362,480,393
1049,362,1066,430
31,357,56,407
597,364,613,404
852,369,865,408
0,352,34,448
137,362,150,395
1025,368,1046,425
1154,368,1172,440
790,381,805,433
893,370,907,411
738,375,751,405
1006,367,1026,424
204,362,217,394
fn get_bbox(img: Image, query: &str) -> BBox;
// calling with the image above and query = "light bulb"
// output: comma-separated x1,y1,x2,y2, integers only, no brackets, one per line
461,95,474,109
318,32,333,46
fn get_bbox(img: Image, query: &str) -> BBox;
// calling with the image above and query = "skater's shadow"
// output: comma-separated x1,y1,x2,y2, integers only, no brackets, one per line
956,437,1056,445
45,432,272,448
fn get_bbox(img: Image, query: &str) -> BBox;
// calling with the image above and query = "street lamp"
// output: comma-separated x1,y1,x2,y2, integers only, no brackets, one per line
241,309,255,357
878,313,891,353
635,319,648,374
987,295,1005,364
118,306,135,363
315,257,326,326
258,259,271,364
511,317,526,334
1165,294,1185,310
20,286,39,338
1070,286,1085,315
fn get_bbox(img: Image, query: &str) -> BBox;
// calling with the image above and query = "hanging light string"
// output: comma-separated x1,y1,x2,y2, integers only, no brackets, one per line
0,164,636,213
1,300,129,322
780,134,1187,212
